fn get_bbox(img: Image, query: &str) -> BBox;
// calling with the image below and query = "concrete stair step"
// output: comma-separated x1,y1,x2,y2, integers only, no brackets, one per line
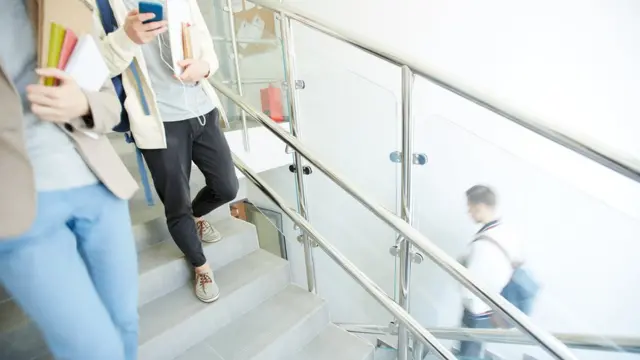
175,285,328,360
138,250,290,360
283,324,375,360
138,217,259,306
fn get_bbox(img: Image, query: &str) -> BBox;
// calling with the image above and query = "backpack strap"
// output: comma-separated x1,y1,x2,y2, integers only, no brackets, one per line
96,0,155,207
473,235,519,269
125,134,155,206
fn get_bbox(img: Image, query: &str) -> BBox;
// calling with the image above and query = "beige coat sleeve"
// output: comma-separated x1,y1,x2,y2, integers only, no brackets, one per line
92,3,139,77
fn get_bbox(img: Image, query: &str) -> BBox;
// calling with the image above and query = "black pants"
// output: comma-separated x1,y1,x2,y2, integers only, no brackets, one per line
141,109,238,267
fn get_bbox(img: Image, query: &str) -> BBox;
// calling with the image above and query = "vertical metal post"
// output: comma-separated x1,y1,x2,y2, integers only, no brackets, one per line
398,65,415,360
225,0,250,151
279,13,317,293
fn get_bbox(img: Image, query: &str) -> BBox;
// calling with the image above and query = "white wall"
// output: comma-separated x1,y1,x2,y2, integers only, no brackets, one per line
239,0,640,358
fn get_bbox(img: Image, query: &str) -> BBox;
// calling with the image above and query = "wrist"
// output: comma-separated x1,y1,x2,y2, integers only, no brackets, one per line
113,26,140,53
76,94,91,119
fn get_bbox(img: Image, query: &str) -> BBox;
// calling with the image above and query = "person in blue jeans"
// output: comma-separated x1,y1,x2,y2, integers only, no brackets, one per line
0,1,139,359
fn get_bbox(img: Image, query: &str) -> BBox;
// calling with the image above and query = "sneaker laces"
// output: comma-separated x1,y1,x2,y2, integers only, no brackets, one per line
198,272,213,291
196,220,207,238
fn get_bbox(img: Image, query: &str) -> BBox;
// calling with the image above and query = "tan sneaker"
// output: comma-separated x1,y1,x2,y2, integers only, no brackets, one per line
195,269,220,303
196,219,222,243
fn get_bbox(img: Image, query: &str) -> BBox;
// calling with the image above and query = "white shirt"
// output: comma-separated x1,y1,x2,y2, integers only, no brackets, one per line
462,223,524,315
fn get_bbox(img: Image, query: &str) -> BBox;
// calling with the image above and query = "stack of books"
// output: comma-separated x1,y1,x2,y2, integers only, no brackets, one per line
45,23,108,91
38,0,108,91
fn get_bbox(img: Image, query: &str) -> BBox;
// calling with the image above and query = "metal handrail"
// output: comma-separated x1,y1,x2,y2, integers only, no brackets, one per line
339,324,640,354
426,328,640,354
232,154,456,359
250,0,640,184
209,78,577,360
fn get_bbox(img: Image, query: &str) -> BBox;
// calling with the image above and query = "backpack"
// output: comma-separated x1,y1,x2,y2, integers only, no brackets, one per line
474,234,539,324
95,0,154,206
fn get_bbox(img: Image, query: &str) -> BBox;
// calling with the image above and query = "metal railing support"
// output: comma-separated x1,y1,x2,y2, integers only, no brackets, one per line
397,65,416,360
279,13,317,293
224,0,250,151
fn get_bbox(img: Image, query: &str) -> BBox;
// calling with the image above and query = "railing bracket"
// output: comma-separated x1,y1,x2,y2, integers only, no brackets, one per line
389,244,423,264
289,164,312,175
297,234,318,247
389,151,428,165
282,80,306,90
284,144,294,154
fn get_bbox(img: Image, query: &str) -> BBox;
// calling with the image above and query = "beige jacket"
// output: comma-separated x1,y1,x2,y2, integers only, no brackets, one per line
0,0,138,239
95,0,227,149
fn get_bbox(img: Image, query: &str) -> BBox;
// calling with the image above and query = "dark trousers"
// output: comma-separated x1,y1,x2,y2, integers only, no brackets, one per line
141,109,238,267
458,309,493,358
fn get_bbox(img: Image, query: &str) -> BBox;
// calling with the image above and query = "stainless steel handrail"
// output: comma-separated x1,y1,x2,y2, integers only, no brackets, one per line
339,324,640,354
250,0,640,184
209,78,577,360
232,154,456,359
424,328,640,354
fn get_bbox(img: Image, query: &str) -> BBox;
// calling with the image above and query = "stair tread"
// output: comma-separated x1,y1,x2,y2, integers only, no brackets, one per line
177,285,327,360
138,217,254,274
140,250,288,344
283,324,374,360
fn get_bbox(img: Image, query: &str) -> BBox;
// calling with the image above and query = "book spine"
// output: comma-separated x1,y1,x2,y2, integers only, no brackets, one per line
57,29,78,71
182,23,193,60
45,22,66,86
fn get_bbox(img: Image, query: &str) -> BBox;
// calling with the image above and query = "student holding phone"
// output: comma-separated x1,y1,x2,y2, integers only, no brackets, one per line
96,0,238,303
0,0,139,359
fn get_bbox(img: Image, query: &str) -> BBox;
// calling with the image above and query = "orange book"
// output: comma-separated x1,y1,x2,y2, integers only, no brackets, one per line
182,23,193,60
57,29,78,71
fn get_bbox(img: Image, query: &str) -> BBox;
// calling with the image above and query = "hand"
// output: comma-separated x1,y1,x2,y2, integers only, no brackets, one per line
177,59,210,83
27,68,90,123
124,9,167,45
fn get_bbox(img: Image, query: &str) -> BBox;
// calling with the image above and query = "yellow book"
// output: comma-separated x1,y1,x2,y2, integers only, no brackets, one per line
45,22,66,86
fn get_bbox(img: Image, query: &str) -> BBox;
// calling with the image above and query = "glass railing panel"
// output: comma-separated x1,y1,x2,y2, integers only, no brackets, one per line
409,77,640,360
203,0,290,138
292,33,401,327
238,163,326,294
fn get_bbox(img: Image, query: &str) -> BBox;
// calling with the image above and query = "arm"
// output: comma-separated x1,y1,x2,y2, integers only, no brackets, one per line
92,7,139,77
189,0,219,78
462,241,513,315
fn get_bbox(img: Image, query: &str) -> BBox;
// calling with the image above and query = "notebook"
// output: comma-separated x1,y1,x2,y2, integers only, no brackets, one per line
64,35,109,92
181,23,193,60
166,0,190,76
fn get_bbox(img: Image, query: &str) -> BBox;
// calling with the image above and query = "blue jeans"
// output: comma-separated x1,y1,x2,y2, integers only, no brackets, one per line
458,309,493,359
0,184,138,360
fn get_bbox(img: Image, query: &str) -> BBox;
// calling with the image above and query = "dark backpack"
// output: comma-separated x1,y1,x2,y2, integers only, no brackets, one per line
95,0,154,205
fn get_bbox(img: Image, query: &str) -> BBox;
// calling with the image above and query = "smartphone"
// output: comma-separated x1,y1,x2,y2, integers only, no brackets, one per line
139,1,164,24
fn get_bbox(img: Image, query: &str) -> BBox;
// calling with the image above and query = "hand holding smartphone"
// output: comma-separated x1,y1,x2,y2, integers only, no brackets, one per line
138,1,164,24
123,1,167,44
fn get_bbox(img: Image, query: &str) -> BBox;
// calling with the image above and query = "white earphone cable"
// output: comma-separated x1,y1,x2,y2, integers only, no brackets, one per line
157,22,208,127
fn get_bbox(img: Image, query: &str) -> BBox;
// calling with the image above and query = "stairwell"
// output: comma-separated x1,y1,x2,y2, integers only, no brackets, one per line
0,134,374,360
